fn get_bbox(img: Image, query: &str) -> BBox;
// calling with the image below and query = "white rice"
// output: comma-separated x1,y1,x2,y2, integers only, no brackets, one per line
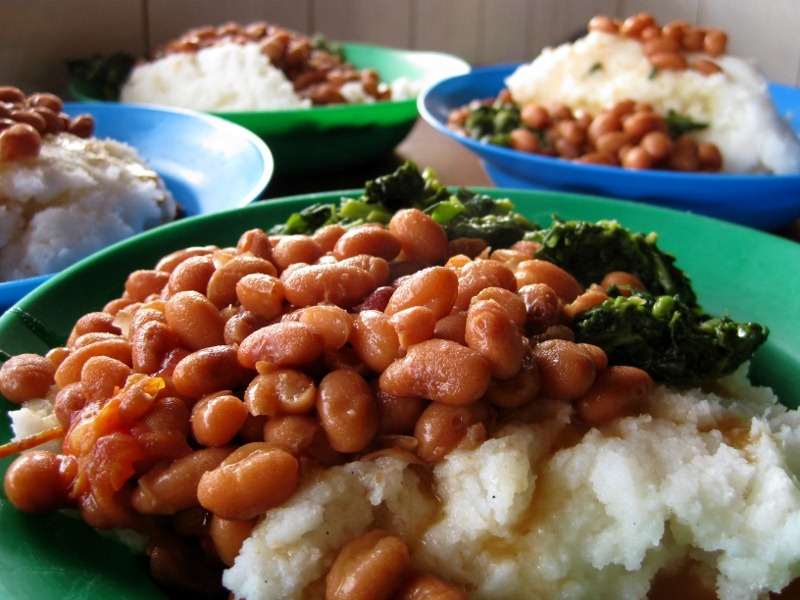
0,133,177,282
504,31,800,174
121,43,310,112
223,365,800,600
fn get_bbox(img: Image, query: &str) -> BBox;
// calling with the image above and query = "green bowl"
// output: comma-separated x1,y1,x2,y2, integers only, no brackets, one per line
2,188,799,598
69,42,471,177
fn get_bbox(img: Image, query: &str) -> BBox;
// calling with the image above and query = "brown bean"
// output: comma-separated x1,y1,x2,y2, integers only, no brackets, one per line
223,310,269,346
125,269,170,302
236,228,273,260
379,339,491,406
244,366,316,416
191,393,248,446
317,369,378,453
697,142,722,171
619,13,656,39
694,58,723,76
271,235,324,271
350,310,402,373
453,259,517,311
594,131,631,157
209,515,257,567
385,266,458,320
395,571,469,600
262,414,319,455
0,353,56,404
235,273,285,320
388,306,436,349
375,388,428,435
515,260,583,303
622,111,666,141
509,128,540,153
587,15,619,34
575,365,653,426
164,291,225,351
67,113,95,138
620,145,653,170
292,304,353,351
389,208,449,264
414,400,493,462
312,224,346,252
172,345,251,399
333,224,402,261
563,289,610,320
325,530,410,600
471,287,527,327
3,451,78,513
433,311,468,345
282,262,377,309
0,123,41,161
161,255,217,298
517,283,561,333
54,338,132,388
238,321,325,369
67,311,121,346
465,299,525,380
587,111,622,143
80,356,132,402
702,29,728,56
640,130,673,162
155,246,216,273
131,447,233,514
601,271,646,294
531,339,596,400
339,254,391,288
520,103,551,129
649,51,688,71
207,254,277,308
198,442,299,520
483,346,540,408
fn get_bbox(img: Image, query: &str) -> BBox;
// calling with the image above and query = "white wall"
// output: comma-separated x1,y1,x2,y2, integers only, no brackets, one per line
1,0,799,97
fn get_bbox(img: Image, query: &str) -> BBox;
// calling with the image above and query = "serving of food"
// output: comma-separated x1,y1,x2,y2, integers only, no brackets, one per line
0,87,177,284
1,163,799,600
69,21,470,175
418,14,800,229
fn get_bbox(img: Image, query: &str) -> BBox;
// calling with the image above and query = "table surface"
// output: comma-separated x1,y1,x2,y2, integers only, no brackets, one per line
265,119,800,244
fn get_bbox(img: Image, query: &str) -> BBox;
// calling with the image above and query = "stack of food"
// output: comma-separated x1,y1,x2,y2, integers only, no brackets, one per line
117,21,418,112
4,163,799,600
0,86,177,282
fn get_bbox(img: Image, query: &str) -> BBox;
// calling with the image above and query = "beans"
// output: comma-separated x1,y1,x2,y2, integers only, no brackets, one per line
131,447,233,514
389,209,449,264
237,321,325,369
54,338,132,388
235,273,285,320
209,515,257,567
453,259,516,311
333,224,402,261
414,400,493,462
197,442,299,520
131,319,180,374
388,306,436,350
350,310,401,373
394,571,469,600
80,356,132,402
385,266,458,320
0,123,42,161
483,347,541,408
379,339,491,406
0,353,56,403
292,304,353,351
244,367,316,417
325,529,410,600
207,255,277,308
271,235,324,271
317,369,378,453
282,262,377,309
531,339,597,400
172,345,250,399
515,260,583,303
191,393,248,446
575,365,653,425
465,299,525,380
3,451,78,513
518,283,562,333
164,291,225,351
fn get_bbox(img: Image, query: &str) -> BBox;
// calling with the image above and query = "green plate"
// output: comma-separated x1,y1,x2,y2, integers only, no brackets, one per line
1,189,799,599
69,42,471,177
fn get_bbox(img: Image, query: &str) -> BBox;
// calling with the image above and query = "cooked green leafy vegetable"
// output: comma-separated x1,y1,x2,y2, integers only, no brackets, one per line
270,162,767,385
527,218,696,305
66,52,135,100
270,161,537,247
664,109,709,139
572,291,768,384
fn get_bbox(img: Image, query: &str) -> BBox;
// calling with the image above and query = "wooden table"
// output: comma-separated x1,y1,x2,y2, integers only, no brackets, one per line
265,119,800,244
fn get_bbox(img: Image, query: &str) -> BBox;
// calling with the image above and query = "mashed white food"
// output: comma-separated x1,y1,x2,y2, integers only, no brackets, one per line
505,31,800,174
0,133,176,281
121,43,311,112
222,365,800,600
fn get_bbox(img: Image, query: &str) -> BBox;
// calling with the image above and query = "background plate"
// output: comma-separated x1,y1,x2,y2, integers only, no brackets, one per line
1,189,799,599
418,64,800,230
0,101,273,310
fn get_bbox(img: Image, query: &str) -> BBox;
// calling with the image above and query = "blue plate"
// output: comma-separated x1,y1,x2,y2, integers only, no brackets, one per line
419,64,800,231
0,102,274,310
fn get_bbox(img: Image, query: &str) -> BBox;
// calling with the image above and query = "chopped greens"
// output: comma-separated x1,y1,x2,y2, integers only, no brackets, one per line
66,52,135,100
573,291,768,384
269,161,537,247
269,162,768,384
527,218,697,305
664,109,709,139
